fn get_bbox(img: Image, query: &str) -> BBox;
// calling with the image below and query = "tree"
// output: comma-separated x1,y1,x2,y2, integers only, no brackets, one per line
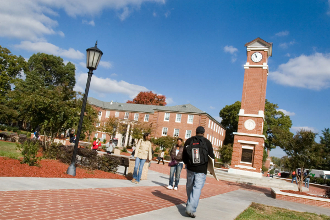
127,91,167,106
151,136,177,151
11,53,76,139
0,46,27,124
276,129,323,192
219,101,241,145
103,116,120,140
219,144,233,164
317,128,330,170
131,122,152,141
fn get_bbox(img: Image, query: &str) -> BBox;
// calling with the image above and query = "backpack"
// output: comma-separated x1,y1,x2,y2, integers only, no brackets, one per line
186,136,208,166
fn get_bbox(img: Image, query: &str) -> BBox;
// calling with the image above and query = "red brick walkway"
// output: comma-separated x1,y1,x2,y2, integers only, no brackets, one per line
0,163,271,220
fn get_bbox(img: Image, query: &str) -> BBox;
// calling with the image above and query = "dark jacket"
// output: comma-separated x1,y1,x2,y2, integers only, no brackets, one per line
170,145,184,162
182,135,215,174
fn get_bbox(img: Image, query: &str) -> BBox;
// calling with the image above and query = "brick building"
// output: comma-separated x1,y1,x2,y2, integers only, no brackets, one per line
88,97,225,157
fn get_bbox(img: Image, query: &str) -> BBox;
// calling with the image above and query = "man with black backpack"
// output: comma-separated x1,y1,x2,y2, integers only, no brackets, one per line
182,126,214,218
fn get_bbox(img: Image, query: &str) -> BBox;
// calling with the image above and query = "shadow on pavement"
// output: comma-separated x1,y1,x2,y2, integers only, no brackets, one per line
151,190,187,217
151,181,167,186
227,182,272,197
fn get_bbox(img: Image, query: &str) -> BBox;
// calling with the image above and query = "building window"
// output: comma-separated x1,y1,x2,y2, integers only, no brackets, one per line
174,129,179,137
134,113,139,121
208,119,211,128
124,112,129,119
185,130,192,139
187,115,194,124
98,111,102,116
175,114,182,122
207,134,209,139
144,114,149,122
96,123,100,127
106,111,110,118
115,112,119,117
102,134,106,141
164,113,170,121
162,127,168,136
94,133,98,138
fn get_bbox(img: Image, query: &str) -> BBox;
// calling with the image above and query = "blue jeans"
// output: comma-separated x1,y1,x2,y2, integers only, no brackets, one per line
169,163,183,188
186,169,206,214
305,178,310,188
291,177,297,184
133,157,146,182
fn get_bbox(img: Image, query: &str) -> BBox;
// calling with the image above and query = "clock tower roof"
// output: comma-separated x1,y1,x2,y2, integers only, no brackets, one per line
245,37,273,57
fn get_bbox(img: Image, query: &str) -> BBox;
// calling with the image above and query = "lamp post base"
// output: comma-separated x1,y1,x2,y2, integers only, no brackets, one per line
67,163,76,176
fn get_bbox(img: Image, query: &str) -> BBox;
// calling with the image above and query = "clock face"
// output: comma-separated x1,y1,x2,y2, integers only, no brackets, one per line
251,52,263,63
244,119,256,130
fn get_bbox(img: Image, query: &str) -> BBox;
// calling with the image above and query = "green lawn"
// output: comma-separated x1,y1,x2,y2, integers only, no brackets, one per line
236,202,330,220
0,141,22,159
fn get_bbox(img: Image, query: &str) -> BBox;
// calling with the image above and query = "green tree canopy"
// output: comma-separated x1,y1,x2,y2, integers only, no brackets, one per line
0,45,27,124
218,144,233,164
219,101,241,145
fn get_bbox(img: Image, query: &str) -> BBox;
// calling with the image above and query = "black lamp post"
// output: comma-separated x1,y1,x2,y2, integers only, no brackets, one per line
67,42,103,176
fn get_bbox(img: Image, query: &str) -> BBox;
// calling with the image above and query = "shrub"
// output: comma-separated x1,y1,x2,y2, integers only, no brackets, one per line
154,147,160,153
16,139,41,166
310,176,316,183
0,125,6,131
269,168,275,175
121,147,128,153
12,127,19,132
126,146,132,149
43,142,61,160
93,137,97,141
262,165,268,172
164,155,171,161
6,126,13,131
316,178,325,185
326,179,330,186
58,145,74,164
97,155,120,173
103,139,106,144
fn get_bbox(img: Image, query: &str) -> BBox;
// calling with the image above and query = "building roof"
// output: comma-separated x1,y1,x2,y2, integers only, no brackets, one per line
87,97,206,114
245,37,273,57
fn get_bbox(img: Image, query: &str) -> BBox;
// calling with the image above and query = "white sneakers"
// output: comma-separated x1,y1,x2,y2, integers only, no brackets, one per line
167,185,173,190
167,185,178,190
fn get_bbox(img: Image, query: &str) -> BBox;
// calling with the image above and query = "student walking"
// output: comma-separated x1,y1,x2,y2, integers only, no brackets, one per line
132,133,152,184
183,126,214,218
157,151,165,165
167,138,184,190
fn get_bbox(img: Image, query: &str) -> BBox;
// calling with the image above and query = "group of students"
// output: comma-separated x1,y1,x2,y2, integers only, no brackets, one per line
291,170,311,188
92,138,116,154
131,126,214,218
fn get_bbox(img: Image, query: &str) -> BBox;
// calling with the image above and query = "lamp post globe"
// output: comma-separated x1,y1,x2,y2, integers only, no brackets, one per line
66,42,103,176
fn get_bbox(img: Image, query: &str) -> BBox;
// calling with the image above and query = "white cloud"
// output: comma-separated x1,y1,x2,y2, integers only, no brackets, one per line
277,109,295,116
291,126,316,133
111,73,118,77
82,20,95,26
166,97,174,104
79,62,86,68
15,41,84,60
165,11,171,18
0,0,165,41
285,53,291,57
75,73,149,98
279,40,296,49
153,12,157,17
215,116,222,123
275,31,289,37
99,61,113,69
269,53,330,90
224,45,238,63
58,31,65,37
210,106,215,109
224,45,238,54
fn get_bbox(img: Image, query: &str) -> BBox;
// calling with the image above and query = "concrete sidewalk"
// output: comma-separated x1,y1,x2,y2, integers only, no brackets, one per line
0,164,329,219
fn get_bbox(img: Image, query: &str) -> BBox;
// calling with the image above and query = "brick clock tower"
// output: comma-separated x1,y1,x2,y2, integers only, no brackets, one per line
228,38,272,178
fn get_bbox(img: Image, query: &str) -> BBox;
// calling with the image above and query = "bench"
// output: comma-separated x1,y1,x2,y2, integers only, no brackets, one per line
110,154,131,176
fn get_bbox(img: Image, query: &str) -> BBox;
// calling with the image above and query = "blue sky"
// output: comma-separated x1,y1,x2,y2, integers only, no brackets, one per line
1,0,330,157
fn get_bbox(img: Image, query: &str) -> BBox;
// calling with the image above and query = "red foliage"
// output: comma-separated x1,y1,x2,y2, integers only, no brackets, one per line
127,91,167,106
0,157,127,179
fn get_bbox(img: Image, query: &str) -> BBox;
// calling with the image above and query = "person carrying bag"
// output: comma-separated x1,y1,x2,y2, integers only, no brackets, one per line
167,138,184,190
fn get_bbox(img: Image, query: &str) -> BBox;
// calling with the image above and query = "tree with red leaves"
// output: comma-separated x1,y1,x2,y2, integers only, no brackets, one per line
127,91,167,106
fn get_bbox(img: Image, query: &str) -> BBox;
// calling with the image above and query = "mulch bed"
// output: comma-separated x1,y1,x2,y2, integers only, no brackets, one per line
0,157,128,179
281,190,328,199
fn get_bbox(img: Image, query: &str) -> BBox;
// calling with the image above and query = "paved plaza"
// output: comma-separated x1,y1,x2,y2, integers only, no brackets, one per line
0,162,329,219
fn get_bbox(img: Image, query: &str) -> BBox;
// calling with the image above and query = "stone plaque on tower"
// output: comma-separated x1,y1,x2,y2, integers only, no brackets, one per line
228,38,272,178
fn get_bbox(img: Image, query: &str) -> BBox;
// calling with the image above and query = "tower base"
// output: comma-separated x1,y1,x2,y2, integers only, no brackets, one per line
228,168,262,178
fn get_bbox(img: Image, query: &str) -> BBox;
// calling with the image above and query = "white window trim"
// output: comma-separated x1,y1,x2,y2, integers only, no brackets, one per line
162,127,168,136
115,112,119,117
208,120,211,128
134,113,139,121
106,111,110,118
185,130,192,139
173,128,179,137
164,113,170,122
187,115,194,124
124,112,129,119
175,114,182,123
144,114,149,122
